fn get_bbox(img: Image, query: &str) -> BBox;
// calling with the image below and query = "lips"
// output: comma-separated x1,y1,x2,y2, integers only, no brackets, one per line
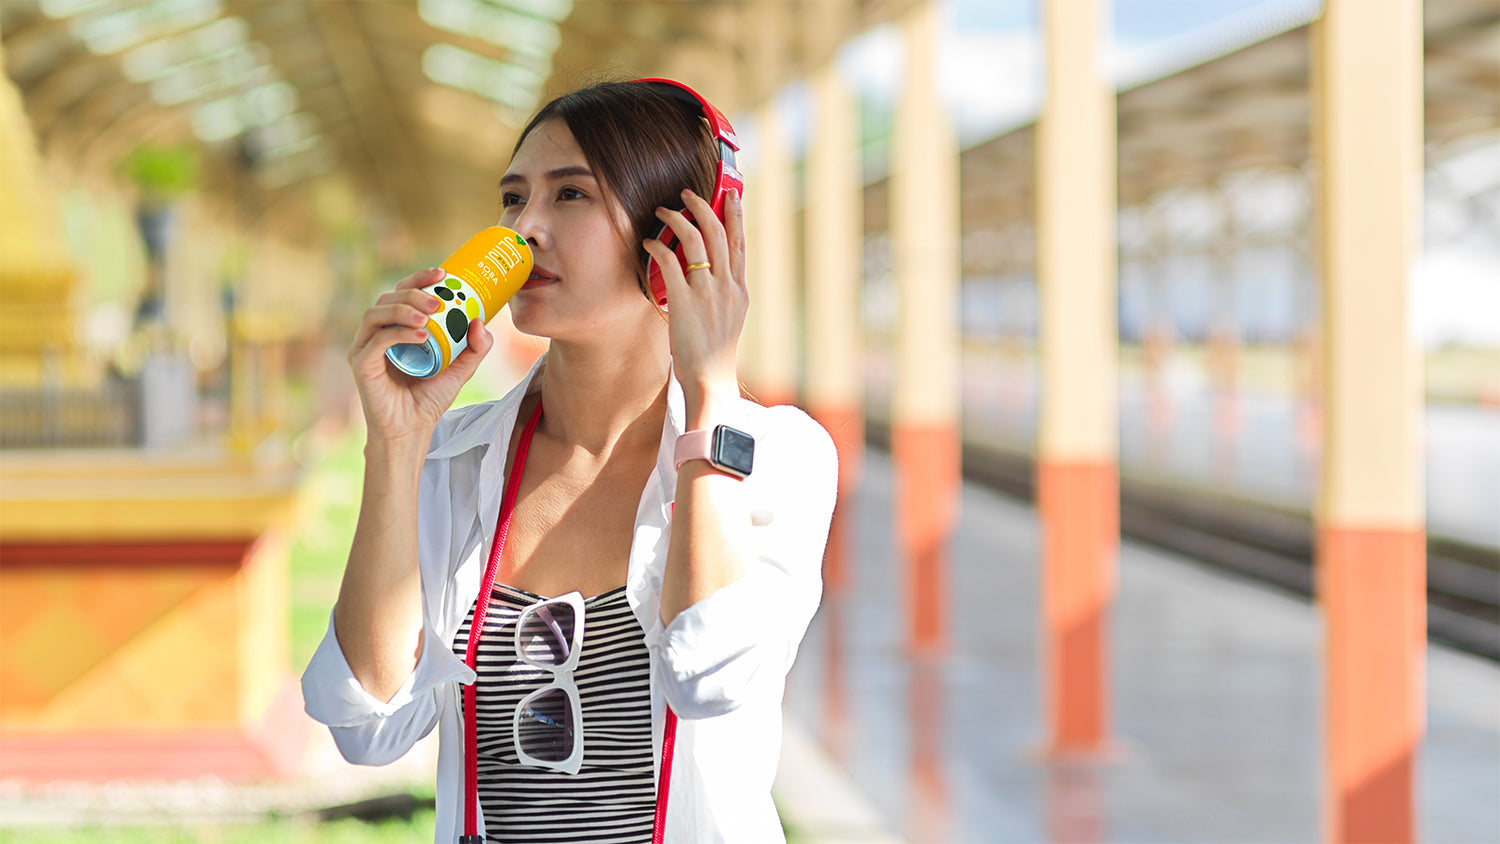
522,267,559,289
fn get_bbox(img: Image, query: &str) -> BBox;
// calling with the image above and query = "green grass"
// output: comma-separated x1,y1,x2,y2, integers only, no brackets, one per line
289,422,369,670
0,809,437,843
288,375,509,669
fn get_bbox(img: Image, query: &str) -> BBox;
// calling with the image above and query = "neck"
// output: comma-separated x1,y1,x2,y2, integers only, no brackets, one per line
536,339,670,456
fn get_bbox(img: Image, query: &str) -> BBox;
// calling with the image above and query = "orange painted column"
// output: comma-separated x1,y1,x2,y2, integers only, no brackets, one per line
906,659,952,843
1036,0,1119,756
1312,2,1425,841
1036,462,1117,753
804,53,864,595
890,0,961,655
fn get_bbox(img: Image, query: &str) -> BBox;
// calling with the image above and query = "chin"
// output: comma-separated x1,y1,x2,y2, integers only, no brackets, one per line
504,301,552,341
509,297,663,345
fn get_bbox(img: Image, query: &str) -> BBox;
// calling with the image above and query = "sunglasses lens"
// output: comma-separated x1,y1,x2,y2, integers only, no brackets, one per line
517,601,576,666
517,687,575,762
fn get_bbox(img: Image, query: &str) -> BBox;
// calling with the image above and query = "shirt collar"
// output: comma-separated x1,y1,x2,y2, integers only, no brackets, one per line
424,353,689,473
423,355,547,462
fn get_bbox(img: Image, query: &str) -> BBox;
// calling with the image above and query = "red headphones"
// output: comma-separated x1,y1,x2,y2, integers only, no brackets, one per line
632,78,744,308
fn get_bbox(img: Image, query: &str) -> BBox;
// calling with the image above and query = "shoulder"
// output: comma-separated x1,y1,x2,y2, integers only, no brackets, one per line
753,403,833,450
426,399,508,459
736,402,838,483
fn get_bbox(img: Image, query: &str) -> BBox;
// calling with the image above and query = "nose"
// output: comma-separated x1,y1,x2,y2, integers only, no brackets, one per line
507,202,551,253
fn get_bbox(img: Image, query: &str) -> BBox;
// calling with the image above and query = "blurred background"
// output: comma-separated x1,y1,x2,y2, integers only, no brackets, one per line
0,0,1496,842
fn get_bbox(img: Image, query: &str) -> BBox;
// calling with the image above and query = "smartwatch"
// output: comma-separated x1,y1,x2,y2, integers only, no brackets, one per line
674,424,755,479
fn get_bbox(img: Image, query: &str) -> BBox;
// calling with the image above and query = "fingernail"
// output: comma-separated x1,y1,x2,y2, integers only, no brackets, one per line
731,189,740,204
415,329,429,340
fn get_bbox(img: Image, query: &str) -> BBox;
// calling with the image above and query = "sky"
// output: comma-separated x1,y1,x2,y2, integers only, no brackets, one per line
835,0,1323,144
951,0,1287,39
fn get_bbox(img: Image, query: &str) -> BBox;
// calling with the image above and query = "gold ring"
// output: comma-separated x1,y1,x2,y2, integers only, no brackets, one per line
685,261,712,273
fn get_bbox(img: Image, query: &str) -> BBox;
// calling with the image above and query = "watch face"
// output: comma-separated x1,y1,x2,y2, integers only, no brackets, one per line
711,425,755,478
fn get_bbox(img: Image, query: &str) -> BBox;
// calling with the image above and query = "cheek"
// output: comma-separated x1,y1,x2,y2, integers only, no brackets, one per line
586,225,642,285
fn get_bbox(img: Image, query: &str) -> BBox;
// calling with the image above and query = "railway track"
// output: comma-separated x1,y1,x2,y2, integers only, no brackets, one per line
865,424,1500,660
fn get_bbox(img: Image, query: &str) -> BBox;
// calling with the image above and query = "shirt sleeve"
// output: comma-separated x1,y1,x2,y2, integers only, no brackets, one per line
301,616,474,765
647,406,837,720
298,405,483,766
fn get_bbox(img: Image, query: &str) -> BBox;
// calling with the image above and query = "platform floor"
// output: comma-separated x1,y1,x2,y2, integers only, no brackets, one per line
777,451,1500,844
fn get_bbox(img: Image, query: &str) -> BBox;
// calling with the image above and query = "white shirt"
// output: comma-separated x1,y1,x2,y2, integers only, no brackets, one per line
301,356,837,843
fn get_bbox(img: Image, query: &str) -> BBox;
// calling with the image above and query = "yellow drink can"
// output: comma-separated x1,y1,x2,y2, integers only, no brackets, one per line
386,226,533,378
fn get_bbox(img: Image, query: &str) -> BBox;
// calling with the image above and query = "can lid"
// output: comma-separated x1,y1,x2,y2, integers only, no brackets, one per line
386,339,441,378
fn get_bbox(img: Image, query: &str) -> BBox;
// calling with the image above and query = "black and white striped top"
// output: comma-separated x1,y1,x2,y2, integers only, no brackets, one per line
454,583,656,843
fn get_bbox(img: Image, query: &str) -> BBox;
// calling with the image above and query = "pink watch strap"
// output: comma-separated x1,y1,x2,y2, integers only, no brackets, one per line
673,429,714,470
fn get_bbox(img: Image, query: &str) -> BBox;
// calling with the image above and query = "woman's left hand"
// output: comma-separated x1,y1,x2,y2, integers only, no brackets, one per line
643,188,748,427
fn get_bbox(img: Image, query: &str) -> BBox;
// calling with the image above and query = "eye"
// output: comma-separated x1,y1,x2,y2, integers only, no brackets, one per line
558,186,586,201
501,192,523,208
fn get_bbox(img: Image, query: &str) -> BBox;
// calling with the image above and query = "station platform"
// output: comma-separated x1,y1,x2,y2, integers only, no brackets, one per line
774,450,1500,844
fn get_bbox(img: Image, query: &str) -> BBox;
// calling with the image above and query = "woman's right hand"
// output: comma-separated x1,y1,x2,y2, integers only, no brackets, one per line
347,267,495,448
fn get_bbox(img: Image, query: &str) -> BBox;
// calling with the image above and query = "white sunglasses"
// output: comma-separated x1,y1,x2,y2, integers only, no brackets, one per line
512,591,585,774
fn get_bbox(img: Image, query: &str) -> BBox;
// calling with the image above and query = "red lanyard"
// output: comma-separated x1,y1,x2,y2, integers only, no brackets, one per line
458,397,679,842
462,398,542,842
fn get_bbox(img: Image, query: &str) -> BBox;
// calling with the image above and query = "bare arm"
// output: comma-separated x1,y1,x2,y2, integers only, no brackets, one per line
643,188,756,625
659,398,757,625
331,436,429,702
332,267,495,701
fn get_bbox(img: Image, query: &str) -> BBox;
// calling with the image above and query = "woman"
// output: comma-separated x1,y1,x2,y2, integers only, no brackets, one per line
301,79,837,843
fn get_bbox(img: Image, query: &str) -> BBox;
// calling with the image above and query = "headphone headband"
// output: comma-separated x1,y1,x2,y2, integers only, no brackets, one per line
632,77,741,153
629,78,745,308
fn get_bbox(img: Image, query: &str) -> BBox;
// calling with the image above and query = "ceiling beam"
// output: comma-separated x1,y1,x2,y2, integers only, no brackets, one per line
303,0,435,244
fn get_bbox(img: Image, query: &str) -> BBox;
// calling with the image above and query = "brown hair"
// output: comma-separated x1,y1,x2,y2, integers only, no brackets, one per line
512,80,721,298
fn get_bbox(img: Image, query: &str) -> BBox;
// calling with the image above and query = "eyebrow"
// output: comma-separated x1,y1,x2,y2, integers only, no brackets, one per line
498,165,596,189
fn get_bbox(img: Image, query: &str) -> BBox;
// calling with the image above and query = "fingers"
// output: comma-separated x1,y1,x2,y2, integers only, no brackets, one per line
641,235,690,303
375,287,443,310
350,294,442,352
347,324,431,372
395,266,446,291
653,206,702,266
657,190,729,276
721,189,745,286
437,318,492,384
679,189,727,265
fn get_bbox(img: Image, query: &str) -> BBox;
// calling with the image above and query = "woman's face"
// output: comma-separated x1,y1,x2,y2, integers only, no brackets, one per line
498,119,654,340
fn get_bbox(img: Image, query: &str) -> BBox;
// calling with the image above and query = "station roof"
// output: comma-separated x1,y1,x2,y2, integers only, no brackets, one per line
952,0,1500,233
3,0,1497,250
1,0,912,248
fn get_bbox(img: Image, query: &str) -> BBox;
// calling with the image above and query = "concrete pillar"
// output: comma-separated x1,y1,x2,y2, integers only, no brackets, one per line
804,56,864,595
1141,202,1175,466
737,152,765,393
1312,2,1425,840
890,0,961,653
1035,0,1118,756
740,0,799,409
749,98,800,409
1208,185,1240,479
